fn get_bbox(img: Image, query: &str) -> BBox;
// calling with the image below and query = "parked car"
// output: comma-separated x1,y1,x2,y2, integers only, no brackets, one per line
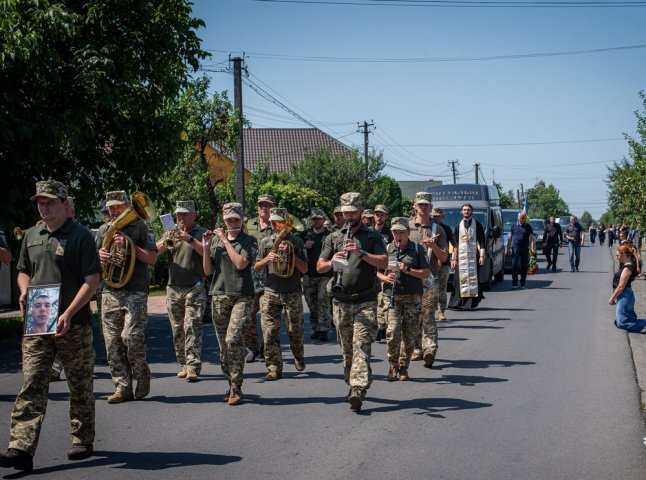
502,208,520,272
529,219,546,251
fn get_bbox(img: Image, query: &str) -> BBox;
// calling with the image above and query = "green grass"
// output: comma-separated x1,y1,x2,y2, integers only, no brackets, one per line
148,285,167,297
0,317,23,339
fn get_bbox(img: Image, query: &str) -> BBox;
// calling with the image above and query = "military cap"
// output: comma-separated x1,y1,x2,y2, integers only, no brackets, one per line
414,192,432,204
257,194,276,205
311,208,326,219
269,207,287,222
30,180,68,201
333,206,343,215
432,207,444,216
105,191,129,207
362,209,375,218
175,200,196,214
374,204,388,214
340,192,362,212
390,217,410,231
223,202,243,220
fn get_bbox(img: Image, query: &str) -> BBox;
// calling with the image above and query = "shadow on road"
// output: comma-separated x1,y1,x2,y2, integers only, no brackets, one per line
362,396,493,417
433,358,535,370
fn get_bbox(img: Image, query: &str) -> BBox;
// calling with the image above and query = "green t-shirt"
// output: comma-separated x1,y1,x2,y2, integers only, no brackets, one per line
96,218,158,293
320,225,387,302
168,224,207,286
208,232,256,296
18,218,101,326
257,233,307,293
408,217,448,275
300,228,332,279
380,241,429,296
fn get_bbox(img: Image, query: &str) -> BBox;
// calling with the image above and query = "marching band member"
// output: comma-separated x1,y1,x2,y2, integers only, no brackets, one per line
377,218,429,382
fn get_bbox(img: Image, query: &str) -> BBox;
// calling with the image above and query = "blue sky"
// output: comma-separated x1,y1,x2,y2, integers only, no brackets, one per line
192,0,646,219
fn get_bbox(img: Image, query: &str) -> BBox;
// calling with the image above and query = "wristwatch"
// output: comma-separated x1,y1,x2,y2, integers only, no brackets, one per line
359,249,367,259
187,236,194,244
405,266,411,274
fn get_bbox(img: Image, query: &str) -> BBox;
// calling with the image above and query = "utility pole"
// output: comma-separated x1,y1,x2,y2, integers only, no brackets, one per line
449,159,459,184
517,189,521,209
232,56,246,206
474,163,480,184
357,121,374,181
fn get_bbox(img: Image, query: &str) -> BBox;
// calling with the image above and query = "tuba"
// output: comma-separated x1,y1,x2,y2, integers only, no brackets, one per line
102,192,157,289
271,214,305,278
14,227,27,241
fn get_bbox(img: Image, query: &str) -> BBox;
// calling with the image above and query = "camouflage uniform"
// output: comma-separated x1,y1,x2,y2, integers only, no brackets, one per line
301,211,332,334
96,191,157,395
8,180,100,457
163,204,207,376
320,193,387,404
256,208,307,375
386,295,422,368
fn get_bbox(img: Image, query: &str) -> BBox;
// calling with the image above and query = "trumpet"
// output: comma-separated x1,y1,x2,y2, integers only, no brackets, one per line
14,227,27,241
163,221,185,251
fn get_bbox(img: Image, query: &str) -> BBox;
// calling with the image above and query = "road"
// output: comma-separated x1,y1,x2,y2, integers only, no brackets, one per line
1,245,645,479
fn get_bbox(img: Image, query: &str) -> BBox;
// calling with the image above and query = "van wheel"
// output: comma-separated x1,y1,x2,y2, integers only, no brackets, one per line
494,267,504,282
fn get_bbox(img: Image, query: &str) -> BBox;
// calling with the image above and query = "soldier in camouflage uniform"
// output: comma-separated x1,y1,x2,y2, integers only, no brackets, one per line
408,192,448,369
431,208,456,321
301,208,333,341
373,204,392,342
318,193,388,412
1,181,101,471
243,194,275,362
156,200,207,382
254,207,308,381
96,191,158,403
377,218,430,381
203,203,257,405
361,209,376,228
332,206,344,231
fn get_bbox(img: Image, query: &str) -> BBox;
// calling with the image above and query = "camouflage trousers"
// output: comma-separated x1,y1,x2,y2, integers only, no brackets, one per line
166,284,206,374
302,276,332,333
386,294,423,368
212,294,253,387
412,289,439,357
260,290,305,374
242,291,263,354
102,289,150,392
376,290,388,329
333,299,377,391
9,324,94,456
428,265,450,316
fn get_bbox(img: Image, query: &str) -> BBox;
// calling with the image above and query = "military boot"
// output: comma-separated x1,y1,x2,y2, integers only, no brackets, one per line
228,386,243,406
386,365,399,382
349,387,364,412
135,377,151,400
0,448,33,472
411,349,422,361
107,389,134,404
423,351,435,369
399,366,410,381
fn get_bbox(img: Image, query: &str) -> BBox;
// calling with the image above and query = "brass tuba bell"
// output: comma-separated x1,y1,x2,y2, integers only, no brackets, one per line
101,192,157,289
271,214,305,278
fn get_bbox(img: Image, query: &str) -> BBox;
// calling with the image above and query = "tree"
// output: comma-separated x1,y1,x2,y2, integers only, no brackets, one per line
166,76,243,227
524,180,569,221
0,0,207,227
606,91,646,228
493,181,517,209
579,211,594,230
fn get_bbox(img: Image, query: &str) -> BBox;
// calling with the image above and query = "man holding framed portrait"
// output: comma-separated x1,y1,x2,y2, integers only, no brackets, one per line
24,288,59,335
0,180,101,472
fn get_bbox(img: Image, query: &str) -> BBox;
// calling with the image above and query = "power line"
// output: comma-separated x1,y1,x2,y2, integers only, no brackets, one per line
209,44,646,64
254,0,646,8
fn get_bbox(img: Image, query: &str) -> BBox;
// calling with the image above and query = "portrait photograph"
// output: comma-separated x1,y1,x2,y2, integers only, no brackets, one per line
24,284,60,336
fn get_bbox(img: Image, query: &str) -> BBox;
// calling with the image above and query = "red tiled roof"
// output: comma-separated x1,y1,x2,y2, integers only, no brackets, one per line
242,128,354,173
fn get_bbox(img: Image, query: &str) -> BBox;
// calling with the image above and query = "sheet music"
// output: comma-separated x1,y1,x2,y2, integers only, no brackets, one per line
159,214,175,232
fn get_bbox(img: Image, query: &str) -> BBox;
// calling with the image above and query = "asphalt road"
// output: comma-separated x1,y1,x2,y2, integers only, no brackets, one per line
1,245,645,479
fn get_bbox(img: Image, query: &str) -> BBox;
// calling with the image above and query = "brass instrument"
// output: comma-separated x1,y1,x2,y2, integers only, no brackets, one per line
14,227,26,241
102,192,157,289
163,221,185,251
271,214,305,278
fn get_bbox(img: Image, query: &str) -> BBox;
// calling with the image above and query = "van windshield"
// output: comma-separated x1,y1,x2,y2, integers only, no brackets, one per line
440,208,487,231
502,210,519,232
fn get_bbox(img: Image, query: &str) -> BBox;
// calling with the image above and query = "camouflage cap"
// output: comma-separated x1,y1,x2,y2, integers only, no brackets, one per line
362,209,375,218
269,207,287,222
175,200,196,214
223,202,243,220
257,194,276,206
340,192,362,212
105,191,129,207
390,217,410,231
30,180,68,201
311,207,326,219
374,204,388,214
333,206,343,215
415,192,432,204
432,207,444,216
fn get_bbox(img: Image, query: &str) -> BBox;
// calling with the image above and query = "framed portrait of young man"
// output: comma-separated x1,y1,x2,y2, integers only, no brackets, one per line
24,284,60,336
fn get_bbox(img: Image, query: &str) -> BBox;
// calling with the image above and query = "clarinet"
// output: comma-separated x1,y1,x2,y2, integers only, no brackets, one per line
389,241,401,308
332,223,353,293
